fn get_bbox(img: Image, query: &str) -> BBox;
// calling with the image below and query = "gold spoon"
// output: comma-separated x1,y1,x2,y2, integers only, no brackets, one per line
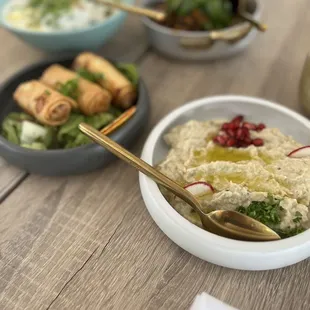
97,0,165,22
79,123,280,242
97,0,266,31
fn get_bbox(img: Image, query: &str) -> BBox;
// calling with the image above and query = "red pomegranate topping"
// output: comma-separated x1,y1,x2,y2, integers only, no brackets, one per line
226,138,237,147
256,123,266,131
244,137,252,145
221,123,230,130
231,115,244,126
242,122,257,130
252,138,264,146
236,128,245,140
227,129,236,137
213,135,228,146
213,115,266,148
227,122,239,130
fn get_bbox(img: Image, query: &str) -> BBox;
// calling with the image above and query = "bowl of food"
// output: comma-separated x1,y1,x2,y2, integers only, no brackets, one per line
0,0,134,52
141,0,262,60
0,52,150,176
139,95,310,270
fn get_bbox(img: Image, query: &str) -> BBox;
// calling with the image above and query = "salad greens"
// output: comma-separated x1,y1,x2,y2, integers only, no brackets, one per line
2,112,56,150
1,107,122,150
237,195,306,238
115,63,139,87
57,112,115,148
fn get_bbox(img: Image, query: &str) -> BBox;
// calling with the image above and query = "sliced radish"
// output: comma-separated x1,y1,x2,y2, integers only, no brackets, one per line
288,146,310,158
184,182,214,197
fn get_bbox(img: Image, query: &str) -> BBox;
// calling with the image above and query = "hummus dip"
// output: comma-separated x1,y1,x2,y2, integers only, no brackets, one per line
157,117,310,238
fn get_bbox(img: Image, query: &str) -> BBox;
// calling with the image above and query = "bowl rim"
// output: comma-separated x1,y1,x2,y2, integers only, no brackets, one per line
140,0,261,38
0,55,145,156
0,0,134,36
140,95,310,254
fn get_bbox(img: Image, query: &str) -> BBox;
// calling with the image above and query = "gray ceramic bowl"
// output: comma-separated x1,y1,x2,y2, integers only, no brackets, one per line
141,0,262,61
0,57,150,176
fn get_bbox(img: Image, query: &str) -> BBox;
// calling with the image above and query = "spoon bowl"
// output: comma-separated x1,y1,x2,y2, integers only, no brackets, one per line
79,122,280,242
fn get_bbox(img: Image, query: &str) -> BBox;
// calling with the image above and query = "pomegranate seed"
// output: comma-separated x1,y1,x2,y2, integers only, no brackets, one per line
252,138,264,146
227,129,237,137
226,138,237,147
236,128,245,140
231,115,244,126
242,122,257,130
256,123,266,131
244,137,252,145
221,123,230,130
213,135,227,146
242,127,250,138
227,122,239,130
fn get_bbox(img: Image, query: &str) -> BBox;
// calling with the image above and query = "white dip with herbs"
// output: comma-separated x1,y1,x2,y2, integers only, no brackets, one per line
158,117,310,239
4,0,118,32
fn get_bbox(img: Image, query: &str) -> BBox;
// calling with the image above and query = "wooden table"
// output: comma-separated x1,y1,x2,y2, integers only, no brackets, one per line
1,1,310,309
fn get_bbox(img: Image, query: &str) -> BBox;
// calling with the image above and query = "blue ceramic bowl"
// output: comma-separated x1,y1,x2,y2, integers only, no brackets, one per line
0,0,134,52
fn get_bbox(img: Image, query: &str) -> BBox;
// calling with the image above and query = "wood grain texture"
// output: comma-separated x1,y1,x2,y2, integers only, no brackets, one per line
0,13,147,202
1,0,310,309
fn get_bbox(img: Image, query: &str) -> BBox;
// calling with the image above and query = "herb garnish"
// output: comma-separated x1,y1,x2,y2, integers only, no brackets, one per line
77,68,104,84
27,0,77,28
293,211,303,223
237,196,306,238
237,197,283,227
276,226,305,239
56,78,79,100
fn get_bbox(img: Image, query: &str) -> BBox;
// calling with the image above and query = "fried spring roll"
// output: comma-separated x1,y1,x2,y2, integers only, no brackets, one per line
13,80,73,126
73,52,137,109
40,64,112,116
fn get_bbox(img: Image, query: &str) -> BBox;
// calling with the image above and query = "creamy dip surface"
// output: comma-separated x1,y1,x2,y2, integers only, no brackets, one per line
4,0,118,32
157,118,310,238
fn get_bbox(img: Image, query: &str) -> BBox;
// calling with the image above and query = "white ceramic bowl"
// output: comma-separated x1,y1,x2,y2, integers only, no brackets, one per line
139,95,310,271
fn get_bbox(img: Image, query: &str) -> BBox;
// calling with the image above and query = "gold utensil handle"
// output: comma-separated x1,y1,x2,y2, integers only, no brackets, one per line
101,106,136,135
238,12,267,32
79,123,201,212
180,24,252,50
209,24,252,42
97,0,166,21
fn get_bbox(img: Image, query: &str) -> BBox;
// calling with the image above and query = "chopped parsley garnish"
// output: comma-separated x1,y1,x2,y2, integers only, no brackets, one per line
56,78,79,100
77,68,104,84
237,196,305,238
293,211,303,223
237,197,283,227
27,0,77,27
44,90,51,95
276,226,305,239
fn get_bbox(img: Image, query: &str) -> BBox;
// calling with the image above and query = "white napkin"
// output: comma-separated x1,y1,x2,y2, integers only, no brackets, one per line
190,292,239,310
